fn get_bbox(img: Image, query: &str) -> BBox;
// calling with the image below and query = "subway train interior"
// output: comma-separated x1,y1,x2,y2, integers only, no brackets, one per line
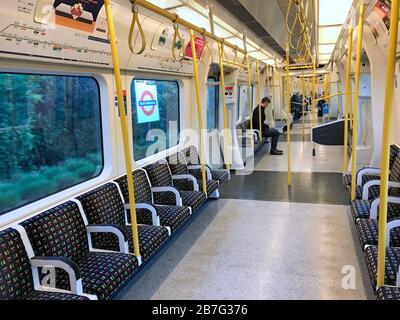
1,0,400,303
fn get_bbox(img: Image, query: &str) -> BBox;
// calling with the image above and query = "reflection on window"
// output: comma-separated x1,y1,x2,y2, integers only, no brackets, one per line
131,79,180,160
207,77,218,130
0,73,103,215
244,85,255,118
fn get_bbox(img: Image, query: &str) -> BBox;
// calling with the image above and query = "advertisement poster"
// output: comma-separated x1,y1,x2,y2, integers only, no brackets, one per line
34,0,105,33
185,36,206,60
134,80,161,124
366,0,391,50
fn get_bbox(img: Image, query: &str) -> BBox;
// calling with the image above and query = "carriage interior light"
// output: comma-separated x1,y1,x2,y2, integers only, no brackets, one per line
317,0,353,64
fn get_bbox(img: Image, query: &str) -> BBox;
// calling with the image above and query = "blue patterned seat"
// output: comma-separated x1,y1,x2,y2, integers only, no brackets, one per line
77,183,170,261
181,145,229,184
364,246,400,288
343,145,400,188
356,218,400,248
144,161,207,213
0,228,89,300
166,152,219,196
20,202,138,300
350,199,400,222
115,170,191,233
376,286,400,300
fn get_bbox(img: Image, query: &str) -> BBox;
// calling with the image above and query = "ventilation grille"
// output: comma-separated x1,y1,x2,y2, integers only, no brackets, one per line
214,0,286,59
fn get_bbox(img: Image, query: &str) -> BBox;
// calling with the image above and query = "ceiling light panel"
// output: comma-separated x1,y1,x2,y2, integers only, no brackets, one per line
319,26,342,44
319,0,353,26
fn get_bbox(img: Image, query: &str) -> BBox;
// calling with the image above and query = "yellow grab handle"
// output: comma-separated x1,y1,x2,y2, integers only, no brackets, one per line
128,1,146,55
172,22,185,62
105,0,141,259
190,30,207,194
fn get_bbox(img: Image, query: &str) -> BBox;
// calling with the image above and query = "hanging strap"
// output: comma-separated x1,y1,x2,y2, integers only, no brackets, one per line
172,17,185,61
128,0,146,55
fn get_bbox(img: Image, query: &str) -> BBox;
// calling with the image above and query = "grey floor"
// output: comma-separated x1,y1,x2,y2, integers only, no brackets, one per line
117,122,375,300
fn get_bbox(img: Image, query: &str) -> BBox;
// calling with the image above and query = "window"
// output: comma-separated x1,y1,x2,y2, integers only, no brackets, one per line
244,85,255,118
0,73,103,215
131,79,180,160
207,77,219,130
236,85,241,121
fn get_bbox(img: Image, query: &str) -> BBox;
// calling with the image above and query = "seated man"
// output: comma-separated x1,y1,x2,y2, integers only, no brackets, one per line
252,97,283,155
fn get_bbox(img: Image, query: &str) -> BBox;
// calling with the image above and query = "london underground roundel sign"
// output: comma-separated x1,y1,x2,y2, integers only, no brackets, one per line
134,80,160,124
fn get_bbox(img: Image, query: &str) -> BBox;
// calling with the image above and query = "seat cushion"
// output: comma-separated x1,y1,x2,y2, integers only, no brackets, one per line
350,199,400,222
23,291,90,300
350,184,400,201
135,205,191,233
364,246,400,287
75,252,138,300
174,179,218,196
356,219,400,249
181,191,207,213
211,170,229,184
343,173,381,187
350,200,371,222
376,286,400,300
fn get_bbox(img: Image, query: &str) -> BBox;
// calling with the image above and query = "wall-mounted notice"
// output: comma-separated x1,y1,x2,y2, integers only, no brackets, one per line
225,85,235,104
185,36,206,60
366,0,391,50
134,80,161,124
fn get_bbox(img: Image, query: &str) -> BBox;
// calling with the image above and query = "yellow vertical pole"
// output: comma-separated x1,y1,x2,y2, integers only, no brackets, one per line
246,56,254,147
266,65,272,124
312,54,316,156
301,71,305,139
344,28,353,174
286,36,292,185
190,30,207,194
351,2,365,201
218,43,231,175
256,60,262,139
104,0,141,259
272,67,276,124
279,74,283,122
376,0,399,289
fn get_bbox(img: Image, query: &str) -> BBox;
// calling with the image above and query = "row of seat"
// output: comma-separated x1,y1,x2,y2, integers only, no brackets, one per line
236,119,266,156
0,145,229,300
343,144,400,300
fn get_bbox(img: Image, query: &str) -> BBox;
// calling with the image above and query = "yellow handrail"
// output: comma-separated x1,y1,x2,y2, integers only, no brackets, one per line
340,26,353,174
256,60,263,139
128,0,146,55
246,55,254,147
351,2,365,201
301,71,305,139
272,67,276,124
376,0,400,289
104,0,141,260
190,30,207,194
136,0,245,55
316,92,350,103
218,42,231,176
286,36,292,185
266,65,272,124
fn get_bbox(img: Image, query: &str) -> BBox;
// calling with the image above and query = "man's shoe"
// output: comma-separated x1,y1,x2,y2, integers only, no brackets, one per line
271,149,284,155
275,149,283,153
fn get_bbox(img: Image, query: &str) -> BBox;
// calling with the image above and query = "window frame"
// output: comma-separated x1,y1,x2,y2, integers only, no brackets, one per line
206,76,219,131
130,77,181,163
0,68,110,226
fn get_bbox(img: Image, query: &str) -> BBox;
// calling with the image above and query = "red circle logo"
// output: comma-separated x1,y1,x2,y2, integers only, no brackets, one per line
140,90,156,116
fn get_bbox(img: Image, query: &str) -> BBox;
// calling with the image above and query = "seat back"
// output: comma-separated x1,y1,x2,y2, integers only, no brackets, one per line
181,146,200,165
21,201,89,261
166,152,188,175
389,156,400,182
144,160,173,186
77,183,125,228
115,170,153,203
390,145,400,169
0,228,34,300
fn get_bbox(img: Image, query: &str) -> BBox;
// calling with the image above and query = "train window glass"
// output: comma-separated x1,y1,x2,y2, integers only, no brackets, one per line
236,86,241,121
207,77,218,130
0,73,103,215
244,85,254,118
131,79,180,160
